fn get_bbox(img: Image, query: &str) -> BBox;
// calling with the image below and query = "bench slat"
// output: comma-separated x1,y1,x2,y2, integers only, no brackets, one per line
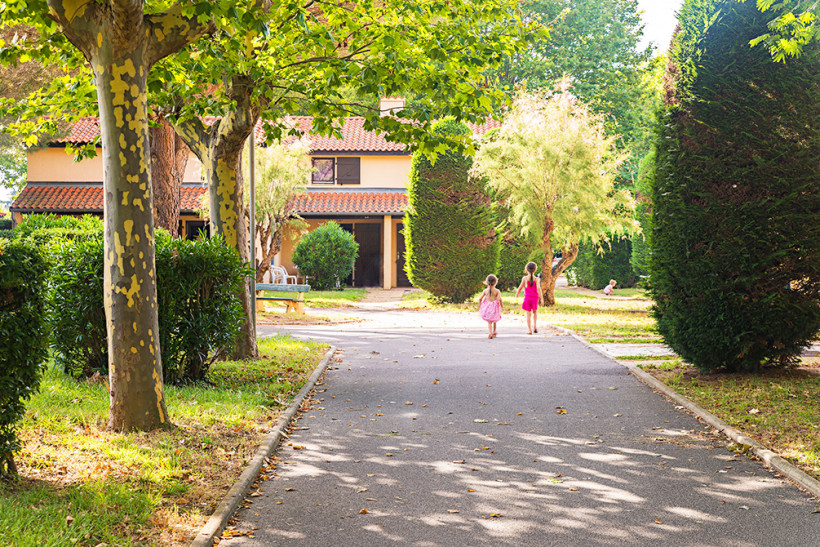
257,283,310,293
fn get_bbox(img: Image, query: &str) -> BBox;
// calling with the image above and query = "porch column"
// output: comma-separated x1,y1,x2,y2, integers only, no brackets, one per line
383,215,393,289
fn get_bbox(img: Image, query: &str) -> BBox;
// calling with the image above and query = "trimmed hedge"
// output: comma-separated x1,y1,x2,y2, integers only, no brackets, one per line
571,238,637,290
650,0,820,372
14,213,101,240
0,219,12,230
0,239,48,475
405,119,499,302
18,214,248,383
630,149,654,279
497,243,536,291
291,221,358,290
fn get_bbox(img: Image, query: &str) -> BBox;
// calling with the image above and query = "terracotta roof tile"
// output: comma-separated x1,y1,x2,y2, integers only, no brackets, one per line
11,185,207,214
12,185,406,216
291,191,407,215
58,116,501,153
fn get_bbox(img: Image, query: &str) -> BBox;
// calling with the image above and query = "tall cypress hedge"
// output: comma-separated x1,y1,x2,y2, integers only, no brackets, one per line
404,119,499,303
650,0,820,372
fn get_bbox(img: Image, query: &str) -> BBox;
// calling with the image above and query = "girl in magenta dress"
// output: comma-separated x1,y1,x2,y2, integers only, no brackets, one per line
478,274,503,338
515,261,544,335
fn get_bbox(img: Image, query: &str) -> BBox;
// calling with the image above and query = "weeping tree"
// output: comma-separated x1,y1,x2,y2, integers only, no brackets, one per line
246,137,310,283
471,89,639,306
650,0,820,372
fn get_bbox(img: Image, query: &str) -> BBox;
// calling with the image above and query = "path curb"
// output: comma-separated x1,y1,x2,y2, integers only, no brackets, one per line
549,325,820,500
190,346,336,547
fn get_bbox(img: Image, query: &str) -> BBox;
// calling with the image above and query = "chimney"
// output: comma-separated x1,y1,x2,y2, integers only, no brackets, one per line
379,97,405,117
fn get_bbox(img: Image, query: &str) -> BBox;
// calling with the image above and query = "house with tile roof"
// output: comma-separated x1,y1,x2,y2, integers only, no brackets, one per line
12,99,499,289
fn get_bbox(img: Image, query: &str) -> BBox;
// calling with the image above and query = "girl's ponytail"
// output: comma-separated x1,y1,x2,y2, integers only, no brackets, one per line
525,261,537,287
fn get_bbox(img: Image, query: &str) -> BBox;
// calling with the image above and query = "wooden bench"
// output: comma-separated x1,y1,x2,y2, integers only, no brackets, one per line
256,283,310,314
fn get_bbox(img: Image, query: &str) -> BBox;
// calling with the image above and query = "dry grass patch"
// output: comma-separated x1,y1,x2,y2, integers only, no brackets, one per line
1,335,328,546
640,362,820,482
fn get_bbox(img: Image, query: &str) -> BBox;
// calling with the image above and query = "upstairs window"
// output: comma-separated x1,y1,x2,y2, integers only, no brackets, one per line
311,157,360,185
312,158,334,184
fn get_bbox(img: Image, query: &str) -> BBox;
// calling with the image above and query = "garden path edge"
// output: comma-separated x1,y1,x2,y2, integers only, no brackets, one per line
190,346,336,547
549,324,820,501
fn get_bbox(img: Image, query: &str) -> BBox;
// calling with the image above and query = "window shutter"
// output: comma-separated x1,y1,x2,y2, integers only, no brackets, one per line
336,157,360,185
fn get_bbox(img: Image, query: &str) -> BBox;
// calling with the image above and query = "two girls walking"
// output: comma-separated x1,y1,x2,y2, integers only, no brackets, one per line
478,261,544,338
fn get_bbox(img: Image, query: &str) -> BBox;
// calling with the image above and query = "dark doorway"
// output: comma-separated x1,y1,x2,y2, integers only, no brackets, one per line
339,223,354,286
354,223,382,287
185,220,209,240
396,223,411,287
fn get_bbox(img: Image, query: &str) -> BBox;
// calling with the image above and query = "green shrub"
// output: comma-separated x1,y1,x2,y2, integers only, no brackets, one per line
291,222,358,291
650,0,820,372
155,233,247,383
48,226,247,383
0,230,13,240
0,239,48,475
49,235,107,376
571,238,637,290
404,118,499,303
14,214,101,240
0,219,11,230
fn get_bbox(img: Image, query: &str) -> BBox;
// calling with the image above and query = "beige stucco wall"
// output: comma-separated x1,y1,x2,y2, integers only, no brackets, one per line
27,147,203,183
307,155,410,188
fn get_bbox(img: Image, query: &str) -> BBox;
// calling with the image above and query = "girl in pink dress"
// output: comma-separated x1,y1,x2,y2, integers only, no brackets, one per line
515,261,544,334
478,274,503,338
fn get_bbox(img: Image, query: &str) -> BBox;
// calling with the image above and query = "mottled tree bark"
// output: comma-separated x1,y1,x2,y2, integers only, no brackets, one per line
48,0,210,431
149,117,188,235
173,76,260,359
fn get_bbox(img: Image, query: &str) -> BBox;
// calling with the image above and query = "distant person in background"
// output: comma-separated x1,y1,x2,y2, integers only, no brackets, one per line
603,279,617,295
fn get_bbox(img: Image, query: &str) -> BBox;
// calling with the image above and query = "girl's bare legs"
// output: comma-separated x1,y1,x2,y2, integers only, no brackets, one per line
526,311,533,334
492,322,497,338
487,321,493,338
533,310,538,333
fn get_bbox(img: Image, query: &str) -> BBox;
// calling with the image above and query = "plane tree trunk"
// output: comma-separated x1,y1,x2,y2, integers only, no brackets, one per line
47,0,209,431
173,76,260,359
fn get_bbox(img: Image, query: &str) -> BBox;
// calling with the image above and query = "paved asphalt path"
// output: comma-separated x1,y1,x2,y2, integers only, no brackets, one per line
223,309,819,546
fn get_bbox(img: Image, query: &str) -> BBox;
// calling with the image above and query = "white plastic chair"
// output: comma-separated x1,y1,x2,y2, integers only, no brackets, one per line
272,265,297,284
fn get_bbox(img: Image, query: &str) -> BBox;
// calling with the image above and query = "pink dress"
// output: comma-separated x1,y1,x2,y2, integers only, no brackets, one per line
522,277,540,311
479,297,502,323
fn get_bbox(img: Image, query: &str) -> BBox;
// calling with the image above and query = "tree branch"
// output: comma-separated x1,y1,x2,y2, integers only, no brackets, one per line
144,3,214,65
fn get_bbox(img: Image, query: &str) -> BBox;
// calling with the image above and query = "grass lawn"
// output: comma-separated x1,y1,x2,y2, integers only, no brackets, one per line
0,335,329,546
637,358,820,482
259,287,366,309
401,286,661,342
304,288,367,308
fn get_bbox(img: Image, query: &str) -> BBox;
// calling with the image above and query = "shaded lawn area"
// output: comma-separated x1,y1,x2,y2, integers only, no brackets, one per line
638,358,820,483
401,287,661,342
259,287,367,309
0,335,329,546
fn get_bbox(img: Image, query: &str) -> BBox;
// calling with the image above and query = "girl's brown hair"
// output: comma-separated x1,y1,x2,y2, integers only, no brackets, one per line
526,261,537,286
485,274,497,287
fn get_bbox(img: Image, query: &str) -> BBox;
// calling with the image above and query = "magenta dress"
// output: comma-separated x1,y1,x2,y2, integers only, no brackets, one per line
522,277,540,311
479,298,502,323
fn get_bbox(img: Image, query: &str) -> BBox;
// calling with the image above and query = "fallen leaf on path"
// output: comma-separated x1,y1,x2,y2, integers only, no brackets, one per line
448,510,460,513
359,509,369,514
474,419,488,423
